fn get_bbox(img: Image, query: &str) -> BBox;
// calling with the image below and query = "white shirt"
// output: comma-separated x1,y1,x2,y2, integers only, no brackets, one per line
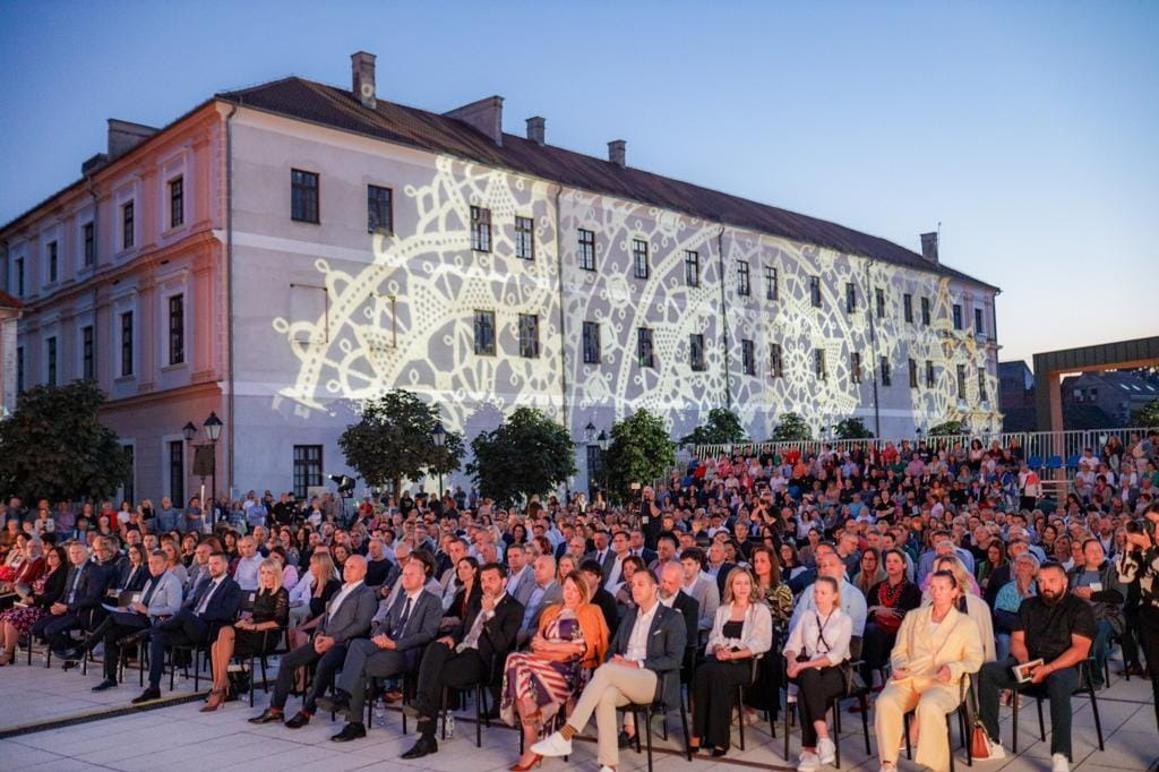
327,580,364,621
783,606,852,663
604,555,625,591
234,554,263,591
289,571,315,606
625,601,660,663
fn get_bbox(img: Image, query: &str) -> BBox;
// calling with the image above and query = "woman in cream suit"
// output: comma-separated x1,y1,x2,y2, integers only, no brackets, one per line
875,569,984,772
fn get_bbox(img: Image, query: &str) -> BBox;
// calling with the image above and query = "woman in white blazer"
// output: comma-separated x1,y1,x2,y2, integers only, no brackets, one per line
689,567,773,757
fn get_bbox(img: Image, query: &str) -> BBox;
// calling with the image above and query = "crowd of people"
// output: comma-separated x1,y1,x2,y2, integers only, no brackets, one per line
1,428,1158,772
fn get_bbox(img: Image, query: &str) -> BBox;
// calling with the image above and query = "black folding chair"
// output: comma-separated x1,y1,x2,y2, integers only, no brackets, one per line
1011,658,1103,761
620,668,692,772
902,673,975,771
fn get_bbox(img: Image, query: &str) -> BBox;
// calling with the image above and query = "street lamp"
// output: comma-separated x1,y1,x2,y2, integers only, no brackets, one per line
203,412,223,527
432,421,446,498
597,430,610,498
584,421,596,444
182,422,197,442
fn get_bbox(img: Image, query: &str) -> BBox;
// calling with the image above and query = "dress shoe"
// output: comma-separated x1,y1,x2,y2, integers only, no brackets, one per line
531,731,573,758
330,722,367,743
131,688,161,705
248,708,283,724
383,689,403,703
316,690,351,717
400,736,438,759
284,710,312,728
618,730,636,749
91,679,118,692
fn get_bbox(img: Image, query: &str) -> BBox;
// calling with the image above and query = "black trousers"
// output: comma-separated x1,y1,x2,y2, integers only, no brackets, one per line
692,659,751,749
271,641,348,714
796,666,846,747
412,640,485,739
32,611,84,653
91,613,150,681
1140,604,1159,732
860,621,897,676
148,610,210,689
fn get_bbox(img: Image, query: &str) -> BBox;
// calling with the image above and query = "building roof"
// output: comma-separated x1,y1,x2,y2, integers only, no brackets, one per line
217,77,998,290
0,289,23,310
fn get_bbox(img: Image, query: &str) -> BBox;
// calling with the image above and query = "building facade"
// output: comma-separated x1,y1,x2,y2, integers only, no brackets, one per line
1,52,1000,502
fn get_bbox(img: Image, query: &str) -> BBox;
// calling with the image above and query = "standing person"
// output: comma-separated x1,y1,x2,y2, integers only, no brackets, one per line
782,576,852,772
862,549,922,690
874,570,984,772
1116,508,1159,731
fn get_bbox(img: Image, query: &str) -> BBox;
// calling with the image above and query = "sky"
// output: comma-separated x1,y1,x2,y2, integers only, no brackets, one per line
1,1,1156,367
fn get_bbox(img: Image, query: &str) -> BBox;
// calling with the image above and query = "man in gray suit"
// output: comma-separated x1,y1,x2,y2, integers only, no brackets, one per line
506,544,534,607
517,555,562,644
678,547,720,641
250,555,376,728
320,560,443,742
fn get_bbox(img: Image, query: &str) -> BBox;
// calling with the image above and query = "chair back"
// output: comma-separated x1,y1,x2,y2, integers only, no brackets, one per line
239,591,257,613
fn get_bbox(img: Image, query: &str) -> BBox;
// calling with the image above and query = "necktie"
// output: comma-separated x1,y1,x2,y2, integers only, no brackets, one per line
141,577,159,608
394,596,412,638
68,565,84,603
196,580,218,615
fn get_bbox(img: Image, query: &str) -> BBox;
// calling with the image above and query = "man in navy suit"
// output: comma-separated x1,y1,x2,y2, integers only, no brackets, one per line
32,542,105,658
133,551,241,703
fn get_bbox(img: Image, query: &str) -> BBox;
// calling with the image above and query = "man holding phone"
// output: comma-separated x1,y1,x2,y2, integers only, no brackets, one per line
1116,504,1159,732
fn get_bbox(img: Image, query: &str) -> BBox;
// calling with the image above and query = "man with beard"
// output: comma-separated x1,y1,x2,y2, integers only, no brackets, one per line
976,561,1095,772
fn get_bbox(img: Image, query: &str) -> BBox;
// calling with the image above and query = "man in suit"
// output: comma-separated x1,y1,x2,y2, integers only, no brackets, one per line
319,559,443,742
132,551,241,703
678,547,720,639
658,561,700,669
250,555,376,727
533,568,686,770
704,541,737,598
518,555,562,642
586,530,616,580
629,529,658,565
33,542,105,658
87,550,183,690
400,562,523,760
438,538,469,610
506,543,535,608
602,530,632,591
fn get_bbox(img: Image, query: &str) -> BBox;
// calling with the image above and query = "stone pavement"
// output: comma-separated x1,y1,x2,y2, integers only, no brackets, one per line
0,650,1155,772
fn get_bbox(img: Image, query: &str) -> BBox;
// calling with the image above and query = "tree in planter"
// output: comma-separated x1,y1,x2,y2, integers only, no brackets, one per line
680,407,748,447
605,409,676,502
927,420,964,437
1132,398,1159,428
771,412,812,442
338,390,463,495
834,417,874,440
467,407,575,506
0,381,130,503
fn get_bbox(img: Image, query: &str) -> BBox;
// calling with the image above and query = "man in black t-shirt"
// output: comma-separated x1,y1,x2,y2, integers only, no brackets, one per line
977,562,1095,772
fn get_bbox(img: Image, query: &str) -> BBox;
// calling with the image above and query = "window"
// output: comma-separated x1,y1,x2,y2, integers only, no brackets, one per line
637,327,655,368
632,239,649,279
952,304,963,330
925,360,935,388
518,313,540,358
46,337,57,386
473,310,496,355
814,349,827,379
120,311,134,376
586,445,604,492
737,260,751,296
14,257,24,297
582,321,600,364
515,215,534,260
956,364,967,399
169,176,184,228
367,185,393,233
741,339,755,376
83,222,95,267
168,294,185,365
122,201,135,248
47,241,58,284
122,444,135,505
845,282,856,313
292,445,323,500
875,287,885,319
880,357,892,386
578,229,596,271
770,343,784,378
978,370,988,402
470,206,492,252
851,351,862,383
168,440,185,505
975,307,984,335
82,325,94,380
809,275,822,307
684,250,700,287
921,296,931,326
903,293,913,323
16,347,24,394
765,265,778,300
689,333,705,371
290,169,319,223
908,358,918,389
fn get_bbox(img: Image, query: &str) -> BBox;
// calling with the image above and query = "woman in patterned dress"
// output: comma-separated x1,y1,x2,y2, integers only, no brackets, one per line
0,546,67,665
503,570,609,771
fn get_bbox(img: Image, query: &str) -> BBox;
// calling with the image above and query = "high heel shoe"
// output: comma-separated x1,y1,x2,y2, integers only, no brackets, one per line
510,753,543,771
200,688,226,712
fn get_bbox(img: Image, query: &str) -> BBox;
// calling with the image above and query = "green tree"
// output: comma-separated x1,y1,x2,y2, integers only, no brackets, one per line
927,420,964,436
834,417,874,440
467,407,575,506
605,409,676,501
771,412,812,441
1132,398,1159,427
0,381,130,502
338,390,463,494
680,407,748,447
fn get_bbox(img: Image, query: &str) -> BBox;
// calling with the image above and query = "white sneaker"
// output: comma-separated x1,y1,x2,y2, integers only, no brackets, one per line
1051,753,1070,772
817,737,837,765
530,731,573,758
600,767,614,772
797,751,820,772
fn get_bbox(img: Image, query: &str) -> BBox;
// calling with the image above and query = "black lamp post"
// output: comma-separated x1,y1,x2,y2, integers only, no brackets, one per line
181,422,197,508
584,421,596,444
203,412,223,526
432,421,446,497
597,430,610,495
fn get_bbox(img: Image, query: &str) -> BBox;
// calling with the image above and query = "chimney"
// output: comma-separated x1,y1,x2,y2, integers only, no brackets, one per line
920,231,939,264
351,51,377,109
608,139,626,168
445,95,504,146
526,116,545,146
107,119,157,160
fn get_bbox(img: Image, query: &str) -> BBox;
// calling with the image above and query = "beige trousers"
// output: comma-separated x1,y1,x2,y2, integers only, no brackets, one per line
874,676,962,772
567,662,658,767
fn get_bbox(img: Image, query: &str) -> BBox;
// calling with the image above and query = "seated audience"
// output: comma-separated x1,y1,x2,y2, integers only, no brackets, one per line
861,548,922,689
0,545,67,665
32,542,104,660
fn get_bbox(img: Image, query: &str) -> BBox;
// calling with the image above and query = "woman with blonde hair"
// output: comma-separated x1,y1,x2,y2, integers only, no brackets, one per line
202,557,289,711
502,570,609,771
928,554,996,662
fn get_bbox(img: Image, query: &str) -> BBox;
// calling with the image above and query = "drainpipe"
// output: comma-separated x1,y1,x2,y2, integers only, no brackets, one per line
225,103,238,497
866,259,881,437
553,184,568,429
716,225,732,410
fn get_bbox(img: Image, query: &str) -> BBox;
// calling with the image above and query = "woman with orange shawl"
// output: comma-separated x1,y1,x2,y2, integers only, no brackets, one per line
502,569,609,771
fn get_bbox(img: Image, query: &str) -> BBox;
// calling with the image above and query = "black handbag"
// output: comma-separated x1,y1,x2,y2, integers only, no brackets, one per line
226,666,251,700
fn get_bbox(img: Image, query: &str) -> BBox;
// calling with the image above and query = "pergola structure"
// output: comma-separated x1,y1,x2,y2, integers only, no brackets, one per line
1033,335,1159,431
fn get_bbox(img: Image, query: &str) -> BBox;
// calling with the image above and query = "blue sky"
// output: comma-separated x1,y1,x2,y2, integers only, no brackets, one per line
1,1,1155,366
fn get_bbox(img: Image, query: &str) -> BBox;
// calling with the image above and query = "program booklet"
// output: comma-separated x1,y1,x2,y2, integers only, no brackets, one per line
1012,659,1044,684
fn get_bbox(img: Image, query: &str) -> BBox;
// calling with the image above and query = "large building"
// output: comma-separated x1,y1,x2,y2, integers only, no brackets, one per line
0,52,1000,502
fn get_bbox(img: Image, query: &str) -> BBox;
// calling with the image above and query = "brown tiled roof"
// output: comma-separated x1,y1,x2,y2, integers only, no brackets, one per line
218,77,998,290
0,289,23,309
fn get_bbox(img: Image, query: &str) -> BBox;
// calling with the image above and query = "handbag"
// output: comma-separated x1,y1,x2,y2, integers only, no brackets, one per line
226,665,251,701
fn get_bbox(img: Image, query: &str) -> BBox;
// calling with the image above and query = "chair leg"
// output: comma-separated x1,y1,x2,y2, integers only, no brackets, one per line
169,650,176,692
859,695,870,755
784,700,791,762
1089,688,1104,751
680,697,692,761
947,714,956,772
963,706,972,766
634,709,643,753
1036,698,1045,742
474,684,483,748
1011,691,1020,753
440,687,448,741
737,686,746,751
644,708,654,772
831,703,841,769
904,713,912,759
